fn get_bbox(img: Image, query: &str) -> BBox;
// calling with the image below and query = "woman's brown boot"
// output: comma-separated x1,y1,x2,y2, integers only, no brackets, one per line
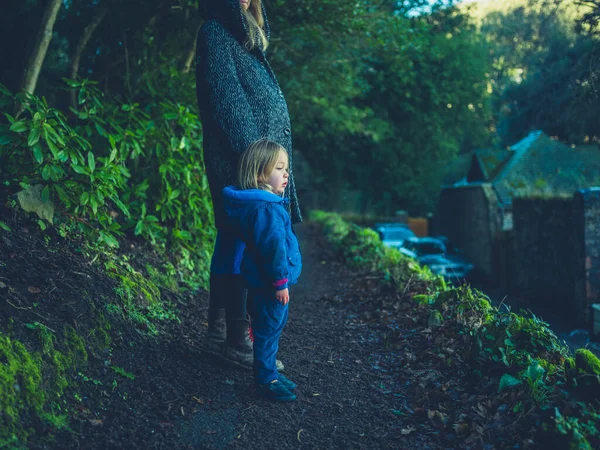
201,308,226,355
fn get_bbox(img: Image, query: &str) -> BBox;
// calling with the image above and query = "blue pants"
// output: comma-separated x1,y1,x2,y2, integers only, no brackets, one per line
210,230,245,275
248,288,289,385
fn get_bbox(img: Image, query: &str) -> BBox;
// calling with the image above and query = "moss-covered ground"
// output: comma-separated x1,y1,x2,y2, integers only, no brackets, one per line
0,200,204,448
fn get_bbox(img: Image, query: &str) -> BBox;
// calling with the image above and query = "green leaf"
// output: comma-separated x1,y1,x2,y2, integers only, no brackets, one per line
38,219,47,231
41,165,51,181
43,123,65,146
0,221,11,232
54,185,70,206
46,137,59,158
100,231,119,248
90,196,98,215
41,186,50,203
173,229,192,241
134,220,144,235
94,122,106,136
32,143,43,164
87,152,96,172
71,165,87,175
111,196,130,217
525,361,545,381
10,121,28,133
78,88,87,105
28,128,41,147
80,192,90,205
498,374,521,393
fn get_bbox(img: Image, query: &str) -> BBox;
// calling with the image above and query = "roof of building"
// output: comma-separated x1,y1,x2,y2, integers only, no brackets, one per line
445,131,600,206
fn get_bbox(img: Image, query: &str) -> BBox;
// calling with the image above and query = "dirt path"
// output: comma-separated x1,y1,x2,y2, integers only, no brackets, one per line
3,217,444,449
4,209,585,449
173,223,440,449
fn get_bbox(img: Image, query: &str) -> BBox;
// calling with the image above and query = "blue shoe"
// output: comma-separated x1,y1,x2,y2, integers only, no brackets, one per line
277,374,297,391
256,380,296,402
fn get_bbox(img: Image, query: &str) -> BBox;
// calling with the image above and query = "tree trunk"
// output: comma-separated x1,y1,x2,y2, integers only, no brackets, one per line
20,0,63,97
181,22,203,74
70,8,109,109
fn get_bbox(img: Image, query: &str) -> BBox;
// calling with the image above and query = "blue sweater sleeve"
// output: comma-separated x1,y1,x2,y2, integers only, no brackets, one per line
246,204,289,290
196,22,259,154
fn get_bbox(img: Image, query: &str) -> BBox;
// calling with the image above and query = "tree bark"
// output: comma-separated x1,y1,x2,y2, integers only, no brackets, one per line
21,0,63,97
181,22,203,74
70,7,109,109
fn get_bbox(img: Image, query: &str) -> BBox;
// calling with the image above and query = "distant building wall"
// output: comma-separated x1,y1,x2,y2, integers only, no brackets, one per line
435,184,600,331
509,198,574,318
432,184,501,280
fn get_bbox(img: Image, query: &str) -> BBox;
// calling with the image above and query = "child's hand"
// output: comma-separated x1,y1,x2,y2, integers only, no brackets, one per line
275,288,289,305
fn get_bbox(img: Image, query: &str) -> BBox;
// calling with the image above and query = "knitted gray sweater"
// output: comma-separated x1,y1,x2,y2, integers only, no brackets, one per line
195,0,301,228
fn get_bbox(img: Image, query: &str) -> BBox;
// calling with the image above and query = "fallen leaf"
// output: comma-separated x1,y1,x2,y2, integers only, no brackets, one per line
427,410,448,429
191,396,204,404
453,423,469,436
401,426,416,435
28,287,41,294
297,429,304,442
89,419,103,426
17,184,54,223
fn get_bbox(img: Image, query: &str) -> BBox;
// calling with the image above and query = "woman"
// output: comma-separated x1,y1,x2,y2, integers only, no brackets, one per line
195,0,301,370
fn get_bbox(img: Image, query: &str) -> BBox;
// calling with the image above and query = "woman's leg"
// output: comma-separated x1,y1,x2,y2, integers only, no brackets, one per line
203,230,246,355
208,230,254,367
202,273,228,355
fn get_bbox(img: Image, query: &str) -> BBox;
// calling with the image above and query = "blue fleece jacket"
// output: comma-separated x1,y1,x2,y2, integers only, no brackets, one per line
222,186,302,290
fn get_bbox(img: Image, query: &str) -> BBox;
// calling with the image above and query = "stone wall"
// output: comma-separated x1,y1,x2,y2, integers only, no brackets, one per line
432,184,501,280
509,197,574,317
435,185,600,331
573,188,600,326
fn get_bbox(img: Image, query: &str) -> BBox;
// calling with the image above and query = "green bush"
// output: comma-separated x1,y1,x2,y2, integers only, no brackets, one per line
0,81,214,290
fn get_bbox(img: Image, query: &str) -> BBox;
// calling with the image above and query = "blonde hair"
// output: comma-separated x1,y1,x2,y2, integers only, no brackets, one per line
243,0,268,51
238,139,287,192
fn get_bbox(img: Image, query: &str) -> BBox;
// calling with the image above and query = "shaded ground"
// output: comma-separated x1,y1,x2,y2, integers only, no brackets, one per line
3,213,570,449
1,214,439,449
171,222,441,449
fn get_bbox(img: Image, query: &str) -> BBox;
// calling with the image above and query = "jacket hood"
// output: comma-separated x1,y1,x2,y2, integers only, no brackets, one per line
222,185,286,226
198,0,270,48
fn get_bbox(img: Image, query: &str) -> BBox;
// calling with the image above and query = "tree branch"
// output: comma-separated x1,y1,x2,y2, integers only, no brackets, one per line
70,7,109,109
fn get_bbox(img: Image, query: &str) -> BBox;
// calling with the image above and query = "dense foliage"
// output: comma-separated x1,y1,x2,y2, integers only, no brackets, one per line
0,0,598,244
0,0,495,224
472,0,600,145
